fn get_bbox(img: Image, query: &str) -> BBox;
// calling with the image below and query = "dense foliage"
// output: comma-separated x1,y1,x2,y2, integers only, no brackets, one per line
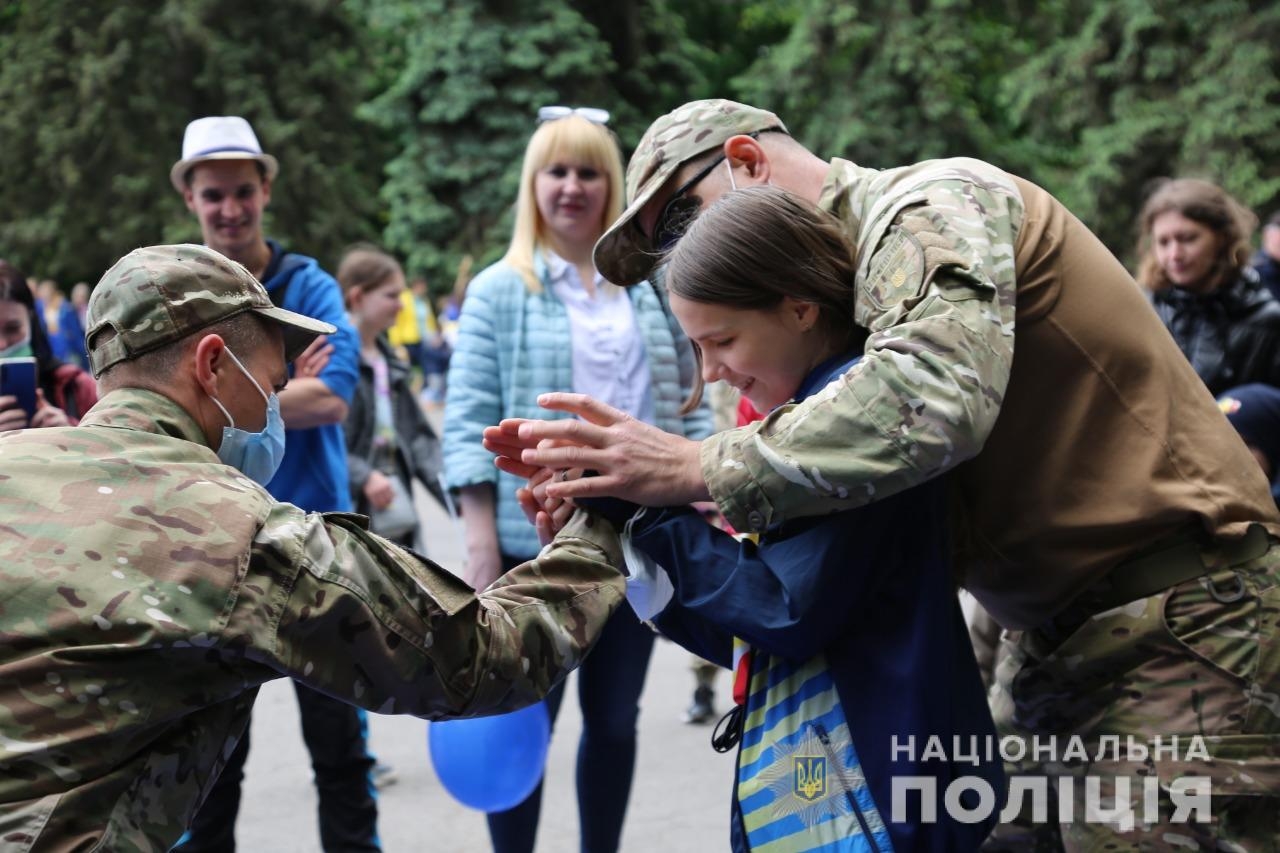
0,0,386,282
2,0,1277,289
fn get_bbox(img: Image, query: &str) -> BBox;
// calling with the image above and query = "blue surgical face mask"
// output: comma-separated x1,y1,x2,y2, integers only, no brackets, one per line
209,348,286,485
0,336,33,359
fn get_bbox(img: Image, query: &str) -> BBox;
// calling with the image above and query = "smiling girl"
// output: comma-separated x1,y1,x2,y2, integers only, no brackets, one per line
586,186,1001,852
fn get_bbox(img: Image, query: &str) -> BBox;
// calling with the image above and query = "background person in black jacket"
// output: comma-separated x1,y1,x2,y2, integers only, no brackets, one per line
338,244,446,551
1136,177,1280,395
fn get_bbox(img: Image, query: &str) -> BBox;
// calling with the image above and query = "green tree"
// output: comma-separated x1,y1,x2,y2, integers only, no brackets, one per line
734,0,1038,171
733,0,1280,256
568,0,711,143
1001,0,1280,255
674,0,801,102
0,0,387,285
554,0,798,152
6,0,1277,286
359,0,713,292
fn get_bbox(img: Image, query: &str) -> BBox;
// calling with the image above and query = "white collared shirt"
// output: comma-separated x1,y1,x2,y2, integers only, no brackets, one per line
544,249,654,423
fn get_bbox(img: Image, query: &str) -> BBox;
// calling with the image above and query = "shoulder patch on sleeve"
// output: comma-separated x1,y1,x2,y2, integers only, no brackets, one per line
861,227,926,317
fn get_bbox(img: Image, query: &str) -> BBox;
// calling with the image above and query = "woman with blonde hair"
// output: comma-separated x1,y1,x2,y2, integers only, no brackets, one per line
442,108,711,852
1136,177,1280,395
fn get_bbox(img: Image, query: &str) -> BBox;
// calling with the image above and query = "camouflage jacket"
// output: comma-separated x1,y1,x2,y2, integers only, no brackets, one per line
0,388,624,852
700,159,1280,629
702,157,1019,532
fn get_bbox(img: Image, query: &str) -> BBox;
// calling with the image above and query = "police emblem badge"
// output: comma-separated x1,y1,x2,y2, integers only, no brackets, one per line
759,723,861,828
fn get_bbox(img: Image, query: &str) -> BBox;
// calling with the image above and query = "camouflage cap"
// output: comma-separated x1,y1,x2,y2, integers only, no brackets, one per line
86,244,334,377
594,99,787,285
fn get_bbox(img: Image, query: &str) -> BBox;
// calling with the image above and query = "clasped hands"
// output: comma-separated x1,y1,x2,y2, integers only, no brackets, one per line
482,392,710,546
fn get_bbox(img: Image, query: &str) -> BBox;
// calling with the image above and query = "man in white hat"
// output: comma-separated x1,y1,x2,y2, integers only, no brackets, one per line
169,116,375,852
170,117,280,278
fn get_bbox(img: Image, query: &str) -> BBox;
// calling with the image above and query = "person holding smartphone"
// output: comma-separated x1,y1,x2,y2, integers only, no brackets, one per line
0,259,97,432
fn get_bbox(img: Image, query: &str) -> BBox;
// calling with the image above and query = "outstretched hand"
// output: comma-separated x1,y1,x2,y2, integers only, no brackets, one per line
482,392,710,507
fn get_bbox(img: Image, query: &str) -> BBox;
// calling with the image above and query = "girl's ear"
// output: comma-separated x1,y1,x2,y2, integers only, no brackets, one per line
782,296,819,332
345,288,362,314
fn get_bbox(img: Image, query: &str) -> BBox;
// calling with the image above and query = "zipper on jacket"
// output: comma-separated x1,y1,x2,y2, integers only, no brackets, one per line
814,722,883,853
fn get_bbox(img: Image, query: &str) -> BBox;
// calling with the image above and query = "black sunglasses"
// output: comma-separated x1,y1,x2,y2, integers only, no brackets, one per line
650,153,728,252
647,129,780,253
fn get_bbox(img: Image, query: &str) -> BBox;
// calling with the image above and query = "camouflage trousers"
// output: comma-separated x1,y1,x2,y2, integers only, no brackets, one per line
982,529,1280,852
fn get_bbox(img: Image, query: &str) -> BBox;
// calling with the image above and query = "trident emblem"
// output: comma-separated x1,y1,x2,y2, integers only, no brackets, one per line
794,756,827,801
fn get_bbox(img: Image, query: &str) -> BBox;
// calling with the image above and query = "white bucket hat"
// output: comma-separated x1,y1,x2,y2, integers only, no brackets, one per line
169,116,279,193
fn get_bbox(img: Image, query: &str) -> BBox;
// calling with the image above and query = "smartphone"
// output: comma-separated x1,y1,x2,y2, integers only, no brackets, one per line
0,357,38,420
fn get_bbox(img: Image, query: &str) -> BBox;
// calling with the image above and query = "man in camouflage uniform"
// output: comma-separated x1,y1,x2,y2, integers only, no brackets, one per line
0,244,626,852
490,100,1280,850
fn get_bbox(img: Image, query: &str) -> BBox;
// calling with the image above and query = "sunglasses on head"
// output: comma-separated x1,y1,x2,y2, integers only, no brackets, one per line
538,105,611,125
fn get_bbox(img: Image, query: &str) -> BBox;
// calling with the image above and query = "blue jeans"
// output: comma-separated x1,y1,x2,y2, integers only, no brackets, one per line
487,554,656,853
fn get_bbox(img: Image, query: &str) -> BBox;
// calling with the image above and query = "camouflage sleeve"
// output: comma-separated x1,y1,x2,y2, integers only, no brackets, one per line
237,505,625,719
701,179,1019,532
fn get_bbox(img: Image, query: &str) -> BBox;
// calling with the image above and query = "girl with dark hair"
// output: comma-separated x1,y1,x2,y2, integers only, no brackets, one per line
0,260,96,431
580,186,1001,852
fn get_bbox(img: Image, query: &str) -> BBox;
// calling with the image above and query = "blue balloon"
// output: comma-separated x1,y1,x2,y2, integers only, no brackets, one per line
428,700,551,812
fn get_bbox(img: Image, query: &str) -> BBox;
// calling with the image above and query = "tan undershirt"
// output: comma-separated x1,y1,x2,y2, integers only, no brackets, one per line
953,177,1280,628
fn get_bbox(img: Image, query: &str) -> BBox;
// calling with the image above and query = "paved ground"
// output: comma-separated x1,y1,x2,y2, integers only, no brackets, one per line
237,413,732,851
